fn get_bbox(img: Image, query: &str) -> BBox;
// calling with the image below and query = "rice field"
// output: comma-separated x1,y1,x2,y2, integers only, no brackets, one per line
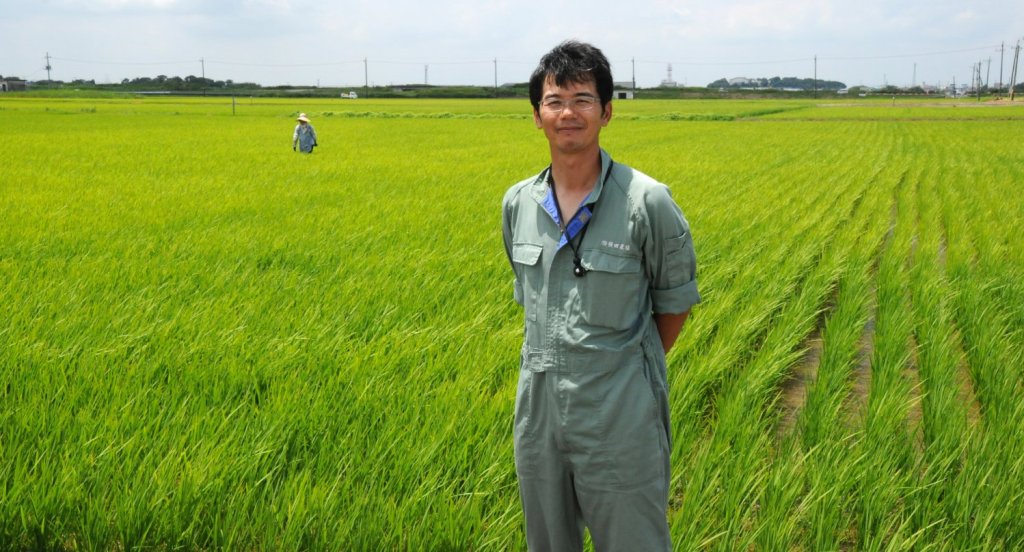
1,95,1023,550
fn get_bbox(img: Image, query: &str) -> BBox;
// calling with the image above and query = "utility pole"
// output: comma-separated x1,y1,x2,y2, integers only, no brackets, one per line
813,55,817,98
976,62,981,102
999,42,1005,96
424,64,428,85
363,57,368,98
631,57,636,94
985,57,991,89
971,64,976,98
912,62,916,88
493,58,498,98
200,57,206,96
45,52,52,82
1010,40,1021,101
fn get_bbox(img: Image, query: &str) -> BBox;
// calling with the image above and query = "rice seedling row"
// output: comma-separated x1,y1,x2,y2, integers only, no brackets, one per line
1,96,1022,549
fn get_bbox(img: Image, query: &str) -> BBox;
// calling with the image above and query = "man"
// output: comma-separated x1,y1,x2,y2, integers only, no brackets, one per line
292,112,318,153
501,40,700,551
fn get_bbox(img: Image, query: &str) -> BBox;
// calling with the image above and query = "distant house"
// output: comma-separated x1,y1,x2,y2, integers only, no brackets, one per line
611,80,635,99
0,79,27,92
727,77,756,87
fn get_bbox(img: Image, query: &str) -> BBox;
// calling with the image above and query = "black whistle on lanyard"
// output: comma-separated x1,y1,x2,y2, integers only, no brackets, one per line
573,258,587,277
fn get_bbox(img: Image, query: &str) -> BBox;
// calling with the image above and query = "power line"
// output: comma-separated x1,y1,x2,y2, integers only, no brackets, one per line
633,57,812,67
370,59,492,66
47,44,1002,73
207,59,364,68
51,56,197,66
32,41,1018,88
629,44,1002,68
819,44,1000,61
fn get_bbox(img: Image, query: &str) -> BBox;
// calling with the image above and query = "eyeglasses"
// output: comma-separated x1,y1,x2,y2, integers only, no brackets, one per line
541,95,599,113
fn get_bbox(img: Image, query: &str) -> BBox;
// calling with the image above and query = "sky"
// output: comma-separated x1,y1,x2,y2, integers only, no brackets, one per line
2,0,1022,90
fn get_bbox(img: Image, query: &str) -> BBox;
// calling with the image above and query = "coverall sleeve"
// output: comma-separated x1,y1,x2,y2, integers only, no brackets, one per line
642,184,700,315
501,188,524,306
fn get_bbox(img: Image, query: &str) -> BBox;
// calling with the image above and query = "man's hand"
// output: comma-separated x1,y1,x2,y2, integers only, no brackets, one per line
654,311,690,353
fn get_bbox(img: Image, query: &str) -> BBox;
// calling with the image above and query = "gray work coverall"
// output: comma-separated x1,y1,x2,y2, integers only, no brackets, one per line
502,150,701,551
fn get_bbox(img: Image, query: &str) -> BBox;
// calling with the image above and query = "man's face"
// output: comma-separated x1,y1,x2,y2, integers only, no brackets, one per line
534,75,611,155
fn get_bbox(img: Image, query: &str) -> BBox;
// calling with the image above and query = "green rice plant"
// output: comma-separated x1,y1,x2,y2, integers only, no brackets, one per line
2,95,1023,549
942,165,1024,547
669,121,892,549
764,100,1024,121
765,176,890,550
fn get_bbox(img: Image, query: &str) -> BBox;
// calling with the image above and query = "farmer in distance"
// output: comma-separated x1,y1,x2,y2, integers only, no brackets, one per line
501,40,700,551
292,112,318,153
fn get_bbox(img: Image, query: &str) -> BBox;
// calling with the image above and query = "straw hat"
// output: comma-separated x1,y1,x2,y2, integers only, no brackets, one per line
297,113,310,122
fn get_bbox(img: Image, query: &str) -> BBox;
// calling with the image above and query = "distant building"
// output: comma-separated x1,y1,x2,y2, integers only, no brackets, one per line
1,79,27,92
613,80,635,97
727,77,756,87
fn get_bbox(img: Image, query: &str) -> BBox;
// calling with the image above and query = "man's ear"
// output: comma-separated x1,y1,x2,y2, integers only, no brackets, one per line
601,101,613,125
533,108,543,129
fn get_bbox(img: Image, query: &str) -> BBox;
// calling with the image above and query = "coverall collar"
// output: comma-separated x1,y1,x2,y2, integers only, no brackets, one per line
529,148,613,209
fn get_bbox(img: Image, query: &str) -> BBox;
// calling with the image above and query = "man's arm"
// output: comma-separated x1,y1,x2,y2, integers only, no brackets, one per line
654,311,690,353
642,183,700,353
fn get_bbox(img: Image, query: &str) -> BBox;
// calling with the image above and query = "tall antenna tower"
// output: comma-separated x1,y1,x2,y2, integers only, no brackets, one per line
659,63,678,87
45,52,52,81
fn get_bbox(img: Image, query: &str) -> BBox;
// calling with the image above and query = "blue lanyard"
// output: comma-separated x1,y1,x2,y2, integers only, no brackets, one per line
544,162,614,277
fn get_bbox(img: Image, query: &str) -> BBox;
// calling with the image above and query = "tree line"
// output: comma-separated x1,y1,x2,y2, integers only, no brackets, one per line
707,76,847,90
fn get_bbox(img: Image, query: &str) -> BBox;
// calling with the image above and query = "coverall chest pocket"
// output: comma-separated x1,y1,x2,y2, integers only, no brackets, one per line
577,250,642,330
512,242,544,322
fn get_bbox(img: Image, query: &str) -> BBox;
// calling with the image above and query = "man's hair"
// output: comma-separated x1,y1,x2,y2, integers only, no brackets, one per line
529,40,613,112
